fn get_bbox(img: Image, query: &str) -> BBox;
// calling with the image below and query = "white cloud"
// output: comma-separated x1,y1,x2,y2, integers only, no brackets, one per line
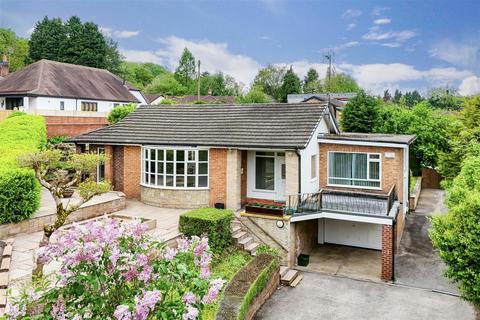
374,18,391,25
277,61,330,80
429,40,478,67
362,28,416,42
382,42,401,48
342,9,362,20
347,23,356,30
372,7,390,16
154,36,262,86
100,27,139,39
459,75,480,96
335,41,360,50
120,49,164,65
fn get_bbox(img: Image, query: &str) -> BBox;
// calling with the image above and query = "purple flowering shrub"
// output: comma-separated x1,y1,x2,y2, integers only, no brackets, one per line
7,218,225,320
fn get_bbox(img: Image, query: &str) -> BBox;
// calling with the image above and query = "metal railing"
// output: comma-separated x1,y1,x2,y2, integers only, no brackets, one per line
286,186,397,217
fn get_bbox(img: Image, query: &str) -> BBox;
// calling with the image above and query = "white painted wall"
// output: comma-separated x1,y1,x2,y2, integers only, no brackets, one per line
130,90,147,104
299,118,328,194
150,96,165,105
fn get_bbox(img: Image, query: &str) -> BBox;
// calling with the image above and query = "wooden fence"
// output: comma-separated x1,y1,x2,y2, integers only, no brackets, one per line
421,168,442,189
0,110,14,123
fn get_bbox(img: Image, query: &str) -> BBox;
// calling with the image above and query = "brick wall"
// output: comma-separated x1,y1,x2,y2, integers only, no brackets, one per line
209,148,227,207
319,143,405,204
45,116,108,138
113,146,124,192
123,146,141,199
381,224,394,281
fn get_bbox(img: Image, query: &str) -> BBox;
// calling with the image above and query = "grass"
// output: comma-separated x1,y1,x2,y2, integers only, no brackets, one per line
410,175,419,193
202,247,252,320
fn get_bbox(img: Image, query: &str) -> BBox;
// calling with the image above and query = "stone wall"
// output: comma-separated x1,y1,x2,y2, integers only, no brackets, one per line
245,268,280,320
0,192,126,239
285,151,299,201
226,149,242,210
293,220,318,258
141,186,209,208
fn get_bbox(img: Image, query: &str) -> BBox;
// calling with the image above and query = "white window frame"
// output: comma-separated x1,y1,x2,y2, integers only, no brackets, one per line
327,151,381,190
97,147,105,183
141,146,209,190
311,154,318,181
253,151,284,193
60,101,65,111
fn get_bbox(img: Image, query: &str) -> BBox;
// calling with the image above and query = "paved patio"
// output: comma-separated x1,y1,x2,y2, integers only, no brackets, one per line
9,199,187,286
297,244,381,282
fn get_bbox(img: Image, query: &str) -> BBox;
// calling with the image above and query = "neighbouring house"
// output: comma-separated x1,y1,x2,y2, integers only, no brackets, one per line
168,95,236,104
72,102,415,281
288,93,357,120
145,93,165,105
0,59,148,137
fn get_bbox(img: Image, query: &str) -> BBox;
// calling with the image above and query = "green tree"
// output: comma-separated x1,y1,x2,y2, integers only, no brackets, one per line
404,90,423,108
29,16,121,73
340,91,380,133
280,66,301,102
303,68,321,93
322,73,360,93
393,89,402,103
427,87,464,110
430,154,480,306
0,28,29,72
107,103,137,124
236,86,271,103
174,48,196,92
120,61,168,90
252,64,286,102
383,89,392,102
145,73,186,95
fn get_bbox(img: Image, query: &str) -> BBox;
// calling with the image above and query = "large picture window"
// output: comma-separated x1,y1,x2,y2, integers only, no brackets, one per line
328,152,380,188
142,147,208,189
255,152,275,191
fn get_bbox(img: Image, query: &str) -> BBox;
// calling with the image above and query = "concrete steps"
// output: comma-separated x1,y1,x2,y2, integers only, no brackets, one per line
231,219,260,256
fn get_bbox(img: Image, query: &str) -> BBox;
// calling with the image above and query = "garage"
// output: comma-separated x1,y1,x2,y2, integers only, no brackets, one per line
319,219,382,250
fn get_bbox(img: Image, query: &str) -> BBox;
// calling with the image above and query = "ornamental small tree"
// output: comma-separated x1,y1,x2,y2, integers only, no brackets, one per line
19,144,110,274
107,103,137,124
340,90,380,133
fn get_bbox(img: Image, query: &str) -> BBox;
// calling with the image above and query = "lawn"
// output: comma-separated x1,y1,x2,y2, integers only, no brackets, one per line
202,248,252,319
410,175,419,193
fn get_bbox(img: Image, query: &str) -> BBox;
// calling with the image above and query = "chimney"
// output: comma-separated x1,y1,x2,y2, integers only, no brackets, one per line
0,55,9,77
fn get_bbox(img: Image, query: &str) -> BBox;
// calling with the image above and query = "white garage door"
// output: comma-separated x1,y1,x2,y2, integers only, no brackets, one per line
323,219,382,250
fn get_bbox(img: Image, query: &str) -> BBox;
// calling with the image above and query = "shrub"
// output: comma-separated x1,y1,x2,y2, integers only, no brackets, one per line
179,208,233,252
46,135,69,147
0,113,45,223
6,218,225,319
107,103,136,124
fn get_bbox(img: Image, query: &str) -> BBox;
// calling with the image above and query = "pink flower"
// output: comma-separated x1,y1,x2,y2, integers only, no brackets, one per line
114,305,132,320
182,304,199,320
199,266,210,279
164,248,177,261
133,290,161,320
202,278,226,304
182,292,197,304
122,267,138,282
193,237,209,258
51,297,66,320
135,253,149,267
177,238,191,252
138,265,153,283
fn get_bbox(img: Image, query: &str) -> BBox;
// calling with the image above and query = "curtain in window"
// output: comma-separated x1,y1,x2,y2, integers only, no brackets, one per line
329,152,380,187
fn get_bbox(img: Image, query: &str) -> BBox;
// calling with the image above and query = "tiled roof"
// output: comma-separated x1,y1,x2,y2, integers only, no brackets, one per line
73,103,329,149
0,59,139,102
287,93,357,103
319,133,416,145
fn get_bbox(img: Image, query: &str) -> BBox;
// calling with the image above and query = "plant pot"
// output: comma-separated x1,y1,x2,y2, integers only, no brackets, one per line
63,188,74,198
298,254,310,267
245,205,284,216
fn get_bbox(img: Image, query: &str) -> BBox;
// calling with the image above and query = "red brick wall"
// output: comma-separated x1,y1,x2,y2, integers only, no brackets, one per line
45,116,108,138
209,148,227,207
381,225,394,281
319,143,405,203
123,146,141,199
113,146,124,192
104,145,113,183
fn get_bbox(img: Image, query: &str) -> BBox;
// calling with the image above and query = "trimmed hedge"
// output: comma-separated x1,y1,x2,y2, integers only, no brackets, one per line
179,208,233,252
0,113,46,224
216,253,279,320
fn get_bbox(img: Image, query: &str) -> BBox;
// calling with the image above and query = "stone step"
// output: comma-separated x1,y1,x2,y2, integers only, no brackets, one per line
231,219,241,225
281,269,299,285
280,266,289,277
238,236,253,248
232,231,246,241
244,242,259,254
290,274,303,287
232,225,241,233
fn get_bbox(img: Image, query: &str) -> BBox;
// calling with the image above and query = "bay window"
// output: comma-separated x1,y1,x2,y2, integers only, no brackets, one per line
142,147,208,188
328,152,380,188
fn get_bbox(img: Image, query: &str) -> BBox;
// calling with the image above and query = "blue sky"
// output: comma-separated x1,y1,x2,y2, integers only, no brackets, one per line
1,0,480,95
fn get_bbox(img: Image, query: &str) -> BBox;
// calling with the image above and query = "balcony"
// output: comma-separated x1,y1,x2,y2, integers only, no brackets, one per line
286,186,398,220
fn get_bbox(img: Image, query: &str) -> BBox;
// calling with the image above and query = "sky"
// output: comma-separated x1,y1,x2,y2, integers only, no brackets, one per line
1,0,480,95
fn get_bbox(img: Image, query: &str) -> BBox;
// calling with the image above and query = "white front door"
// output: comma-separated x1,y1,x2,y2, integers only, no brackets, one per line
276,156,286,201
323,219,382,250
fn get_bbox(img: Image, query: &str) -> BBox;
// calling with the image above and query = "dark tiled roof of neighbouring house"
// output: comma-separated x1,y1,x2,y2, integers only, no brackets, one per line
145,93,164,104
169,95,236,104
319,133,416,145
73,103,329,149
0,59,139,102
287,93,357,103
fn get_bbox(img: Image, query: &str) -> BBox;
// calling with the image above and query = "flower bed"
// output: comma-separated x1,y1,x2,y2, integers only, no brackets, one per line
244,203,285,216
216,253,280,320
7,218,225,319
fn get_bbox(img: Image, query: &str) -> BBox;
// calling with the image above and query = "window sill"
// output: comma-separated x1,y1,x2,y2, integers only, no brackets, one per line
326,183,382,191
141,183,210,191
252,189,276,193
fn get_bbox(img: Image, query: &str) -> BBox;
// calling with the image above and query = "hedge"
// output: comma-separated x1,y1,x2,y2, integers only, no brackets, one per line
216,253,279,320
0,113,46,224
179,208,233,252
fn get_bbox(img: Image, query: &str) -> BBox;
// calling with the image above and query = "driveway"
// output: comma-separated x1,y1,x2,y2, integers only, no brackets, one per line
394,188,458,294
255,272,476,320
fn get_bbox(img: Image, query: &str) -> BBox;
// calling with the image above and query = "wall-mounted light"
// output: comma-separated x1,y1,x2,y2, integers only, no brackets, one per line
276,220,285,229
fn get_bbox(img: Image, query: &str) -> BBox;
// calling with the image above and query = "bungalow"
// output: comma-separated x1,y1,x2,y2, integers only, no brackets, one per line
72,103,415,281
